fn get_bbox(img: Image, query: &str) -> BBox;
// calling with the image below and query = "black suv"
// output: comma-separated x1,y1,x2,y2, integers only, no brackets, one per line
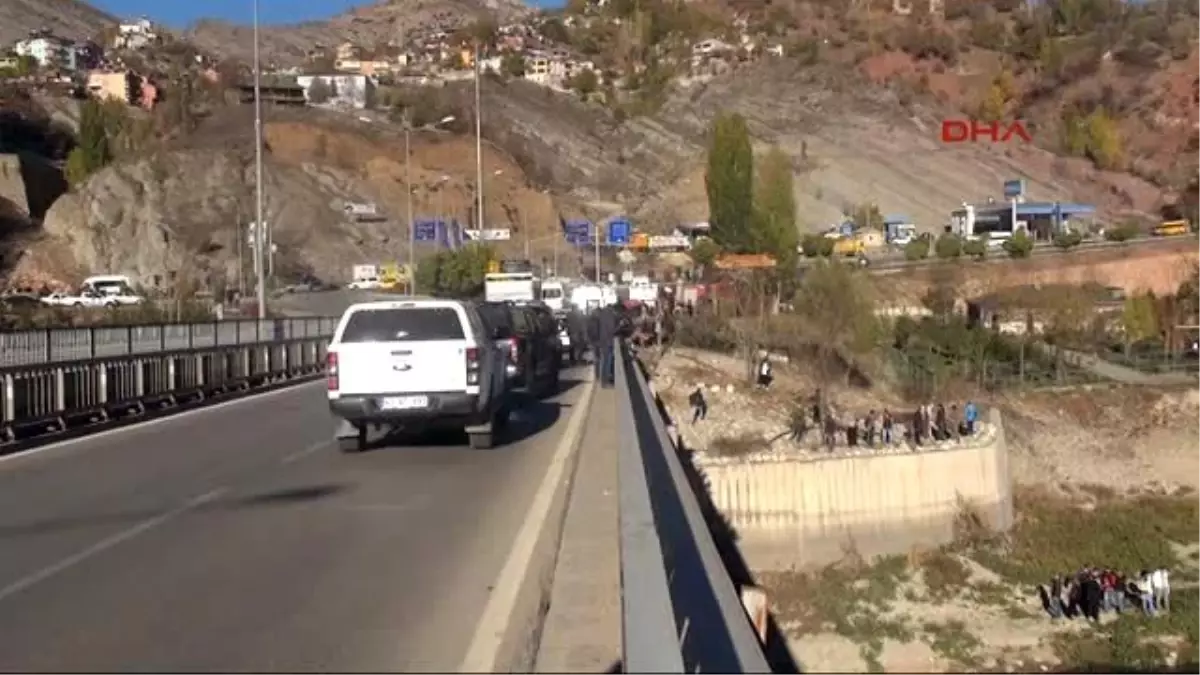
478,301,561,397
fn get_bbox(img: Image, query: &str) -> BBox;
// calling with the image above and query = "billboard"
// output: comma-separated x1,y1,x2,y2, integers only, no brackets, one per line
464,228,512,241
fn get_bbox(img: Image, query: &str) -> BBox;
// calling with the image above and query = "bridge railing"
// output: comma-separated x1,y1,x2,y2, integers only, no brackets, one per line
613,339,771,673
0,318,339,445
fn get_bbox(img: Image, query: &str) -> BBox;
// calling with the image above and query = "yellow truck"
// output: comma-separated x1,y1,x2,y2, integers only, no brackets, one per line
1153,219,1191,237
833,236,866,257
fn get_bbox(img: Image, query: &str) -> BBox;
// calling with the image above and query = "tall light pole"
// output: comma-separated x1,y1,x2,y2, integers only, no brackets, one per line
405,114,456,288
473,41,484,232
252,0,266,319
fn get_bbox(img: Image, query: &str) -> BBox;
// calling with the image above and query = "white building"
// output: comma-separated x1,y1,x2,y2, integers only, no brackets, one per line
114,18,158,49
296,74,376,109
14,35,77,70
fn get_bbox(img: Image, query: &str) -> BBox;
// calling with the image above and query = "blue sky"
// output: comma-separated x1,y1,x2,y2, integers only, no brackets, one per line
91,0,558,27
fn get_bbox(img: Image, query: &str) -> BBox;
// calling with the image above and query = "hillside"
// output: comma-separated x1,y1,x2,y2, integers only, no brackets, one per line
185,0,533,66
0,0,115,44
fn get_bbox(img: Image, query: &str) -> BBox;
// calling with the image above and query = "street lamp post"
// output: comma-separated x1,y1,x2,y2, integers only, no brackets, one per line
473,41,485,234
404,114,456,288
252,0,266,319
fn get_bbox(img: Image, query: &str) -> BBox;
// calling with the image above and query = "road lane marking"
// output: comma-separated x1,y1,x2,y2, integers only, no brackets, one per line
280,439,332,465
459,376,598,673
0,381,324,469
0,487,229,604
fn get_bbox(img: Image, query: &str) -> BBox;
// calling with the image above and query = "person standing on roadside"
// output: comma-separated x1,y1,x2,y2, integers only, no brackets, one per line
592,303,622,387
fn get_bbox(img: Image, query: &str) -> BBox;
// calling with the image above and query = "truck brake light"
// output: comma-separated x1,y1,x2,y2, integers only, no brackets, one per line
465,347,480,385
326,351,339,390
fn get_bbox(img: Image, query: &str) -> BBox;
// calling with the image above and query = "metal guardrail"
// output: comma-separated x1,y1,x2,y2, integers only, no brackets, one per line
0,318,339,443
0,318,340,367
614,340,771,673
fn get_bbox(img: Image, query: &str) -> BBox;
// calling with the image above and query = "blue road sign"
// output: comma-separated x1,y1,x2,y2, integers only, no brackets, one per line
414,219,438,242
607,218,631,246
563,219,593,246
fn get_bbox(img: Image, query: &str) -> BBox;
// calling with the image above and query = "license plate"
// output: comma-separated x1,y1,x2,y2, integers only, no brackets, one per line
380,396,428,410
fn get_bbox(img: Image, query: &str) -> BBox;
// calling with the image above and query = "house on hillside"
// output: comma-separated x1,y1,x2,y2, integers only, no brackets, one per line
15,33,79,71
86,70,142,105
296,73,376,109
114,18,159,50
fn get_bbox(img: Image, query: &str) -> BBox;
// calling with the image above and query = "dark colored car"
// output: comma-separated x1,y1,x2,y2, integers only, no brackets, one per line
478,301,561,397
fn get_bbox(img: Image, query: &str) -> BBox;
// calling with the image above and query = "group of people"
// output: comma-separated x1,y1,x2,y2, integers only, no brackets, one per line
786,396,982,451
580,302,636,388
1039,567,1172,621
685,387,984,453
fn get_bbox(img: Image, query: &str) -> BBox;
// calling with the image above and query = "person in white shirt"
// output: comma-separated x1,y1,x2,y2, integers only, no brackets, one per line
1151,567,1170,613
1137,569,1157,616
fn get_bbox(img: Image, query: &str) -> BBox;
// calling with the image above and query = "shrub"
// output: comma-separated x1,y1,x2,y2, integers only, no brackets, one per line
1104,221,1142,242
1002,230,1035,258
903,237,930,261
1053,230,1084,249
934,233,964,259
801,233,835,258
962,238,987,259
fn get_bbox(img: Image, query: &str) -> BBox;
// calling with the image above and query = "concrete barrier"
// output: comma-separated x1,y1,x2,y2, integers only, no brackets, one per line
690,410,1013,570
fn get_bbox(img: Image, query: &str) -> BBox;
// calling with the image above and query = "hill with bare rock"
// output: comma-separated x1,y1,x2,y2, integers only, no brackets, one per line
0,0,115,44
10,107,563,288
186,0,533,66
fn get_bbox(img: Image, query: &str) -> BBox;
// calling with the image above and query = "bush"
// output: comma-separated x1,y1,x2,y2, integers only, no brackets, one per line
934,233,964,259
962,238,987,259
1052,230,1084,249
1002,230,1035,258
903,237,930,261
1104,221,1142,242
800,233,835,258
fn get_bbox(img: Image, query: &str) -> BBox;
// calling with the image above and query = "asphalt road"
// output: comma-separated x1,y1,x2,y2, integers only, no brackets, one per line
0,371,591,672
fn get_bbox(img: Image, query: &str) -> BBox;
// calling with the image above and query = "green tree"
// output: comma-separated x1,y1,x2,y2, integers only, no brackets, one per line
705,113,754,252
67,99,114,186
791,260,880,383
416,244,495,297
501,52,526,78
1121,292,1159,355
753,146,799,273
567,68,599,97
846,202,883,230
1052,230,1083,249
1104,220,1141,242
934,232,964,259
306,78,333,104
688,237,721,270
904,237,930,261
963,238,987,259
801,233,834,258
1002,229,1035,258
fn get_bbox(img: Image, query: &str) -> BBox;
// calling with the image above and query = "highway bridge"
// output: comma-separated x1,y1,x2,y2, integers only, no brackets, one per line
0,298,773,673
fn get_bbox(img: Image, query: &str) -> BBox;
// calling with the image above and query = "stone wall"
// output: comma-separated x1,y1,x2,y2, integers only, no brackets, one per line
683,409,1013,571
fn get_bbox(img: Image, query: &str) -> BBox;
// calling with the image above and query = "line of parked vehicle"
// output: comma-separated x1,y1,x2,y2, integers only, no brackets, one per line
325,296,585,453
2,274,146,309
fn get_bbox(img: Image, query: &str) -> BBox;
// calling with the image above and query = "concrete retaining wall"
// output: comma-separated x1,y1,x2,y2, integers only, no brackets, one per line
690,410,1013,571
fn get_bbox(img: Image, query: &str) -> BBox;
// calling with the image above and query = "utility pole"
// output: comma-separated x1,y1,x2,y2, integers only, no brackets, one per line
594,220,602,283
252,0,266,319
473,41,484,235
522,208,530,260
404,115,414,289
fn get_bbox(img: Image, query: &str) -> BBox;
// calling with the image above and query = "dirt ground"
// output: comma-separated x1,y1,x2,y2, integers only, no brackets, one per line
650,346,1200,673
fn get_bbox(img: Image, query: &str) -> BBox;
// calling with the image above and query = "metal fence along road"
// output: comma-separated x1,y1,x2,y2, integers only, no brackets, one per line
615,341,772,672
0,318,339,367
0,318,338,443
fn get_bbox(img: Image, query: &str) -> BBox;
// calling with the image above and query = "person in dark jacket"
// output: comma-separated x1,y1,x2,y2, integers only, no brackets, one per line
592,304,621,387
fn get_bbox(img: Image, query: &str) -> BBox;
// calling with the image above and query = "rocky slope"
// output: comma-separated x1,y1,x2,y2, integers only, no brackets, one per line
185,0,533,66
11,107,564,288
0,0,115,45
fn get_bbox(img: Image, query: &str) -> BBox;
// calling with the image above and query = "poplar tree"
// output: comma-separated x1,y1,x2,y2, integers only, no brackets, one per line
704,112,754,252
